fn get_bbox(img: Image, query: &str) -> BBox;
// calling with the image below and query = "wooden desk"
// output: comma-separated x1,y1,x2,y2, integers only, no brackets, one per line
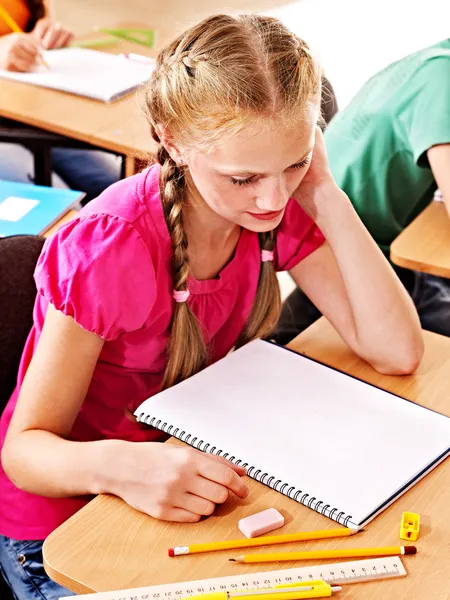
390,202,450,278
42,319,450,599
44,209,78,238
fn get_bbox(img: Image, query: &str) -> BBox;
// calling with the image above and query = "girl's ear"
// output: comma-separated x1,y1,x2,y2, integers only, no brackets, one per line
155,124,185,166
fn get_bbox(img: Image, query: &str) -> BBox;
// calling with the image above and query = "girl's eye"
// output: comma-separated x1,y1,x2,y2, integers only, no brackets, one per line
291,157,310,169
231,176,254,186
230,157,310,186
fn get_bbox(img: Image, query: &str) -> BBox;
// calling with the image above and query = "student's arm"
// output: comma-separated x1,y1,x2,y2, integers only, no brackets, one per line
289,131,424,375
428,143,450,218
1,307,248,522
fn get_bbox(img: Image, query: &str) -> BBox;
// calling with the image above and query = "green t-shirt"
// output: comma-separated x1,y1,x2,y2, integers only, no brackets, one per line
325,39,450,256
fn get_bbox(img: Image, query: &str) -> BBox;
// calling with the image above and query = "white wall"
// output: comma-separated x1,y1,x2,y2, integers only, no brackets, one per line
266,0,450,107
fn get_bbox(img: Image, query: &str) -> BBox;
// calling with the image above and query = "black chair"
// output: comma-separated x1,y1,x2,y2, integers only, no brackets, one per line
0,235,45,600
321,76,339,127
0,235,45,412
0,119,127,187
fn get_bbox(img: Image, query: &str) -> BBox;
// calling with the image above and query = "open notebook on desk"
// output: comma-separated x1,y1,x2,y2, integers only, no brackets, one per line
0,179,83,237
0,48,155,102
135,340,450,529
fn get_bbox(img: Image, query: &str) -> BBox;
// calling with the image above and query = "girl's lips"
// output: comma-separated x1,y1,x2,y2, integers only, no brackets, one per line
247,209,284,221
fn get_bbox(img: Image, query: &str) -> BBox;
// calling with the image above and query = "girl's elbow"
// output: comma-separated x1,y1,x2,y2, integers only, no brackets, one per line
1,436,26,490
1,442,16,485
373,333,425,376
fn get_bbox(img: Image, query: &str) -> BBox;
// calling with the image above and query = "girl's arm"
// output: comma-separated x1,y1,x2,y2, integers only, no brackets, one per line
289,130,424,375
2,306,247,521
2,306,108,496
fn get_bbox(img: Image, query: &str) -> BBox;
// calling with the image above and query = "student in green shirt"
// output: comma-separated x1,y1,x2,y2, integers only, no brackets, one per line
275,39,450,343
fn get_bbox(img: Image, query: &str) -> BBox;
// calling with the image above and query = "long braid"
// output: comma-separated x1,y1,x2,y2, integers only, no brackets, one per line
236,230,281,347
155,143,208,390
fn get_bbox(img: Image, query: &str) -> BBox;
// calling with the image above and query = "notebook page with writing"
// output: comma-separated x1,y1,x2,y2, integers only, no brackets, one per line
0,48,155,102
135,340,450,528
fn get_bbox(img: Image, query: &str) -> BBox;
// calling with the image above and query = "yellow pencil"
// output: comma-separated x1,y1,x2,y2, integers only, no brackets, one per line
0,4,50,69
230,545,417,563
169,528,361,556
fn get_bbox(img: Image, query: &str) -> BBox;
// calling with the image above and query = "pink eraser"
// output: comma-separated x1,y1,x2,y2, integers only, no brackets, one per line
238,508,285,538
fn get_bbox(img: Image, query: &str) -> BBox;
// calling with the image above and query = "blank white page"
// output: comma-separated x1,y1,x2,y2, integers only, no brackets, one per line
0,48,155,102
135,340,450,527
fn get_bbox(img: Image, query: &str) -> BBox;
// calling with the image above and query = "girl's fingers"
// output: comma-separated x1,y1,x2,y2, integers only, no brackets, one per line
42,26,59,49
187,476,230,505
155,506,201,522
213,454,247,476
197,456,249,498
8,59,30,72
175,492,216,517
55,30,74,48
42,24,73,49
33,19,51,42
16,38,41,59
9,44,41,71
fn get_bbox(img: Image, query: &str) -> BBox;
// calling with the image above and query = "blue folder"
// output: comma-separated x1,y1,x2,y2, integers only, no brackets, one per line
0,180,84,237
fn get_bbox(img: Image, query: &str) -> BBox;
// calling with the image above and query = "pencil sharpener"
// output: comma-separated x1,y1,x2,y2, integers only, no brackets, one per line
400,511,420,541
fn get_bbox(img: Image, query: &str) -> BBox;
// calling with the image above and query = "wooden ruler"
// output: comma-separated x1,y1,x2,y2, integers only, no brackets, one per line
68,556,407,599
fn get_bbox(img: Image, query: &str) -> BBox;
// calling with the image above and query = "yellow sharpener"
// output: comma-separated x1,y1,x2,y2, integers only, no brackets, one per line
400,511,420,542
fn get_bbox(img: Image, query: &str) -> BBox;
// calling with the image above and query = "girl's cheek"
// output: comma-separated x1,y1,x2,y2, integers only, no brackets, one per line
286,171,306,197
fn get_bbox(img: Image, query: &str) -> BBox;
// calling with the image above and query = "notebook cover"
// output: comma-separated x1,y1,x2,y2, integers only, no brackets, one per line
0,179,83,237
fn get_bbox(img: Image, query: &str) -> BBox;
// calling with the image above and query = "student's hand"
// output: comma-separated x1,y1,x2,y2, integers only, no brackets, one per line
0,33,43,72
31,18,74,50
110,442,249,522
292,127,339,220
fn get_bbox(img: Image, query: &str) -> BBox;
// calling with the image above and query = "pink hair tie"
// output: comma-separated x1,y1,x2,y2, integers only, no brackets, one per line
173,289,190,303
261,250,274,263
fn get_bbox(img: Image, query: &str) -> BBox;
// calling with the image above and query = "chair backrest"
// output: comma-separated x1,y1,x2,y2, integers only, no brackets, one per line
321,76,339,128
0,235,45,412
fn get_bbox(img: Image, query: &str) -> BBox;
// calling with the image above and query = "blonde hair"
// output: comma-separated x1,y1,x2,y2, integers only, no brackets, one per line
145,14,321,390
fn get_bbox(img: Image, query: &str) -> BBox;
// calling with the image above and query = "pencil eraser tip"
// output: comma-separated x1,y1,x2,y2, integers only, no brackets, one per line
238,508,284,538
168,548,174,557
404,546,417,555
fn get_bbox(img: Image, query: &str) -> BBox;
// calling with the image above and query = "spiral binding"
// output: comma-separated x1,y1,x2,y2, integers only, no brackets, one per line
136,414,354,528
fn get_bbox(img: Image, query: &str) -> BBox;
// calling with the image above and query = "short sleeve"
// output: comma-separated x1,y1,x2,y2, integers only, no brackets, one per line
275,198,325,272
34,214,156,341
402,56,450,166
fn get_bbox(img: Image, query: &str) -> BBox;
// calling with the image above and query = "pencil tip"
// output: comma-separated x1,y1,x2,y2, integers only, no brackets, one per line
351,528,364,535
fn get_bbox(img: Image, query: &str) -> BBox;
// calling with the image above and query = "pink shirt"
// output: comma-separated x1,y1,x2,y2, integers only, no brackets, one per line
0,165,325,540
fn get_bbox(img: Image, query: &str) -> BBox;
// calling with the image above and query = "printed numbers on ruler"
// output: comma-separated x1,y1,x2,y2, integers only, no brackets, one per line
80,557,407,600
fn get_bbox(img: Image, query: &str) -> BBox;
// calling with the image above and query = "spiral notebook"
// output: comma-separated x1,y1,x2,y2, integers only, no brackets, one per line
135,340,450,529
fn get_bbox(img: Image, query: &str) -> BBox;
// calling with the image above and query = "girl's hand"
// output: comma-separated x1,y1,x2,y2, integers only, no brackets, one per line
0,33,43,72
32,18,74,50
110,442,249,522
292,127,339,220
